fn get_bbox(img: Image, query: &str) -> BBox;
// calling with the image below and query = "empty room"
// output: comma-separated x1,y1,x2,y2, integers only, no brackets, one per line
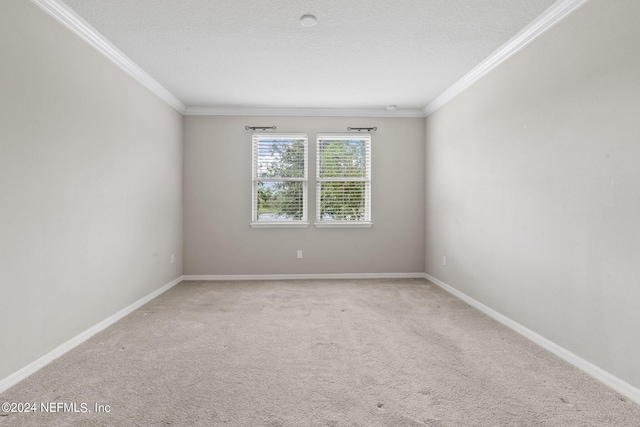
1,0,639,425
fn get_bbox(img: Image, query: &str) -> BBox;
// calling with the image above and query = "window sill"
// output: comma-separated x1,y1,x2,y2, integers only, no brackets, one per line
314,222,373,228
250,222,310,229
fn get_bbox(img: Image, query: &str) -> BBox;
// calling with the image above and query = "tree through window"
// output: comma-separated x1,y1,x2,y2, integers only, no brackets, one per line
251,133,308,227
316,134,372,226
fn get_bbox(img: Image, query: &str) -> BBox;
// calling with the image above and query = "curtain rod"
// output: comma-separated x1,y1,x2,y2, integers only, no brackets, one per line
245,126,376,132
245,126,276,131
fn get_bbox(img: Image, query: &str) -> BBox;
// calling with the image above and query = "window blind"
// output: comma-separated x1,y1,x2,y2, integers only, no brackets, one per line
316,134,371,224
252,133,308,225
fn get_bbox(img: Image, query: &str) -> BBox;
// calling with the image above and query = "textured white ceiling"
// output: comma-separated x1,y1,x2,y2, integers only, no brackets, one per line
60,0,557,111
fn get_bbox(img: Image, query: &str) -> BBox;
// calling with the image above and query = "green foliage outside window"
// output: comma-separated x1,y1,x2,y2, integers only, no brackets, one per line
318,139,367,221
256,136,369,222
256,139,305,220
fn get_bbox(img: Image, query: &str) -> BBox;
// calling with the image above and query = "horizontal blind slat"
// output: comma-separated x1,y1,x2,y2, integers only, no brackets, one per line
316,134,371,223
253,133,308,223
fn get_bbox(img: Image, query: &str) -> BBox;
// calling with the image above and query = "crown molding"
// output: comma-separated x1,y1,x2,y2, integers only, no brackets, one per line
423,0,590,116
30,0,589,119
184,106,426,118
183,273,426,281
30,0,186,113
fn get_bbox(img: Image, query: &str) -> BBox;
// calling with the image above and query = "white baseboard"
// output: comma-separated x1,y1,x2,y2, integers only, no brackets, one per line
0,275,184,395
424,273,640,405
183,272,426,281
7,272,637,406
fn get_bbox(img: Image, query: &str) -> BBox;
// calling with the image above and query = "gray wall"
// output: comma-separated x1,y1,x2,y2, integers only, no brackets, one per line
425,0,640,389
184,115,425,275
0,1,183,381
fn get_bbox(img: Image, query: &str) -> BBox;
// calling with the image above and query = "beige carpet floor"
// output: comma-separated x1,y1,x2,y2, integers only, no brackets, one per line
1,278,639,426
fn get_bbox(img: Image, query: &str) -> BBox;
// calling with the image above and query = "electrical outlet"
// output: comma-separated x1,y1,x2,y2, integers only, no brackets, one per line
442,255,446,266
171,254,175,264
297,250,303,259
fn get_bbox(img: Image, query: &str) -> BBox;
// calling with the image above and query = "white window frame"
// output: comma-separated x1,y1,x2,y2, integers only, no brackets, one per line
315,133,372,228
251,133,309,228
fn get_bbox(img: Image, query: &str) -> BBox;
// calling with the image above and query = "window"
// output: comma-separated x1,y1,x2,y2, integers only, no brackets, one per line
251,133,308,228
316,134,372,227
